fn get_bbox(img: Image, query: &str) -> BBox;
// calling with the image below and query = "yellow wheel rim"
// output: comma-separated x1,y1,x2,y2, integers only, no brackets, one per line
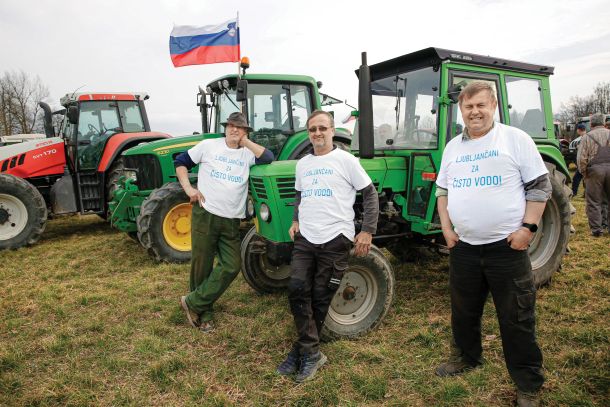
162,203,192,252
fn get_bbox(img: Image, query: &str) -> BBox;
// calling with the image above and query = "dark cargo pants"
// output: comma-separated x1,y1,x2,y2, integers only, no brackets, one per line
288,233,351,355
449,238,544,393
185,205,241,322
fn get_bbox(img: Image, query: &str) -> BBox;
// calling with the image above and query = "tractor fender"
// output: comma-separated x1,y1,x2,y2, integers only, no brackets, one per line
97,132,170,172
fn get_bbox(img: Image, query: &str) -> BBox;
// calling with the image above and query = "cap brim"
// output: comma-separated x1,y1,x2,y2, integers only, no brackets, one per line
221,122,253,132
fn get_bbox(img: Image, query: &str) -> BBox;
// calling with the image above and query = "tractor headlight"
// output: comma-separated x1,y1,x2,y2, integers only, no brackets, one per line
246,198,255,218
259,203,271,222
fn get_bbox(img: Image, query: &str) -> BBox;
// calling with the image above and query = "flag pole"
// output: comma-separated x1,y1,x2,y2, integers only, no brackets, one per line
236,11,241,78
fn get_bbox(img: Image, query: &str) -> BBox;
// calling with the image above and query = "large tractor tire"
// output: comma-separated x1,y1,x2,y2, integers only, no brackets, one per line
137,182,192,263
322,245,395,341
528,162,572,287
240,226,292,293
0,174,47,250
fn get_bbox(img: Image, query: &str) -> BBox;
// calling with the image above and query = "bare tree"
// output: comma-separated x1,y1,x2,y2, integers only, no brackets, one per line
558,82,610,125
0,70,49,136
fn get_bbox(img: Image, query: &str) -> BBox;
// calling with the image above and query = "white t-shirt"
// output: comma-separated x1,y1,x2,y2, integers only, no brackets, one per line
295,148,372,244
436,122,548,245
188,138,256,219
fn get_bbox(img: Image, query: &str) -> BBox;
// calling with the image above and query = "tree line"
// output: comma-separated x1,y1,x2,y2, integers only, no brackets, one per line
0,70,49,137
556,82,610,124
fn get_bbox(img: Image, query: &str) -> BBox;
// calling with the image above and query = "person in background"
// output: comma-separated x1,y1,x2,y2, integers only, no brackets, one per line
577,113,610,237
571,123,586,196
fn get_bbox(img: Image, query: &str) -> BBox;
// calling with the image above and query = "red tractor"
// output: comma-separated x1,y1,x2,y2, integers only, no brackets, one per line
0,92,170,250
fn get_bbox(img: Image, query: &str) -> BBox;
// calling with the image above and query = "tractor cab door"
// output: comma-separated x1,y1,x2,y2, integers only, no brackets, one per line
76,101,122,171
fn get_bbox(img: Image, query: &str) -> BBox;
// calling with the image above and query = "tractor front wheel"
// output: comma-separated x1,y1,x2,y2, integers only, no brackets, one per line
137,182,192,263
240,226,292,293
0,174,47,250
322,245,395,341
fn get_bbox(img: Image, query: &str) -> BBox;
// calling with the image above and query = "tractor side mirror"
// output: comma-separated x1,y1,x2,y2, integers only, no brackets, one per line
67,106,79,124
236,79,248,102
447,84,463,104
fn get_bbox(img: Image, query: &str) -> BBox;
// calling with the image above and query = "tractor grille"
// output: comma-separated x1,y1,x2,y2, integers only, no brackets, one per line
250,177,267,200
124,154,162,191
276,177,296,200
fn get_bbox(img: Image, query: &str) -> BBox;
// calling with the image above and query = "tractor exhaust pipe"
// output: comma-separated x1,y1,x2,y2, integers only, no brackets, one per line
38,102,55,138
358,52,374,159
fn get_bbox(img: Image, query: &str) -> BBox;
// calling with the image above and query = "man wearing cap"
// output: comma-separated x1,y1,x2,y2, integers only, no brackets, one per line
577,113,610,237
174,112,274,332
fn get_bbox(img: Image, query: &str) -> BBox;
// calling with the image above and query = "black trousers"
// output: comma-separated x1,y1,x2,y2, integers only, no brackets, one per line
288,233,351,355
450,238,544,393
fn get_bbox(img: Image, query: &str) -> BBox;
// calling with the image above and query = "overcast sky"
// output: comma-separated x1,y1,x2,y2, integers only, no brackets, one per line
1,0,609,136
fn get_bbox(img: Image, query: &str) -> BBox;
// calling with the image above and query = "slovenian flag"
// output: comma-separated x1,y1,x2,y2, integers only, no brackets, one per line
169,18,240,67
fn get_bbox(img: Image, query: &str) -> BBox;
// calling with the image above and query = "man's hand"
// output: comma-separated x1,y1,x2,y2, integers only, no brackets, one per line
288,221,299,241
507,227,533,251
354,231,372,257
443,228,459,249
185,185,205,207
238,134,249,148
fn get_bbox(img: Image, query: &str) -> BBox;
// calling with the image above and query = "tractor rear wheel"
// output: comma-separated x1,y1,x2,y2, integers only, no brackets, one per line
528,163,572,287
240,226,292,293
106,157,124,202
322,245,395,341
0,174,47,250
137,182,191,263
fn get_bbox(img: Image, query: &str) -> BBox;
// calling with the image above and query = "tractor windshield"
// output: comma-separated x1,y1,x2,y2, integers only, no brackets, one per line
76,101,145,170
369,66,439,150
216,82,312,157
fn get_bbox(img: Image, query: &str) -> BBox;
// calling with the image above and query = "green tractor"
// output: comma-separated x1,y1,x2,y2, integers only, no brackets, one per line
241,48,573,340
109,65,350,262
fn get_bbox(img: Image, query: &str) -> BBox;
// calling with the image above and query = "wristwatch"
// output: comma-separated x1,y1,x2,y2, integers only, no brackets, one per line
522,222,538,233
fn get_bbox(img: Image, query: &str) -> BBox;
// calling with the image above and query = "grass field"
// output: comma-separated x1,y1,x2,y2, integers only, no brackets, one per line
0,195,608,406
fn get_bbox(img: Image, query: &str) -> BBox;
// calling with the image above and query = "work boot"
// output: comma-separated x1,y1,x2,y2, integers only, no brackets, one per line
516,389,540,407
180,296,200,328
435,358,477,377
276,347,300,376
295,351,327,383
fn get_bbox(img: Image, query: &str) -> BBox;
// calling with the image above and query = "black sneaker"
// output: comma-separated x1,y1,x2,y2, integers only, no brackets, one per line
295,351,327,383
435,359,477,377
591,231,603,237
516,389,540,407
276,347,300,376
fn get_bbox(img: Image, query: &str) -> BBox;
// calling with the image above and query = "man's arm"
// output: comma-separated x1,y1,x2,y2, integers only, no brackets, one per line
577,136,590,176
288,191,301,240
507,174,551,250
436,194,459,248
353,183,379,256
174,152,204,205
239,137,274,163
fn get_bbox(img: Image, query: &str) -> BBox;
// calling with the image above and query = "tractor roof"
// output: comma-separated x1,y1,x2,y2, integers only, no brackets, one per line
60,92,149,106
357,47,554,81
207,73,318,87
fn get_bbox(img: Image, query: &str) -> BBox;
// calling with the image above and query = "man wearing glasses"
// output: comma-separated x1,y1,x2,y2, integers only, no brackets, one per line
276,110,379,382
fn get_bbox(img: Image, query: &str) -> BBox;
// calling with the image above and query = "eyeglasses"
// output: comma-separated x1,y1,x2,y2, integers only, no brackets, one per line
308,125,331,133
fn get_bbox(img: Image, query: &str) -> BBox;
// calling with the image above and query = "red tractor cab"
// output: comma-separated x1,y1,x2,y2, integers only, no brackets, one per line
0,92,170,250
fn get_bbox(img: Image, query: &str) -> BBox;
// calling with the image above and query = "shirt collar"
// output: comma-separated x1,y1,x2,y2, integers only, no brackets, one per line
462,122,495,141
